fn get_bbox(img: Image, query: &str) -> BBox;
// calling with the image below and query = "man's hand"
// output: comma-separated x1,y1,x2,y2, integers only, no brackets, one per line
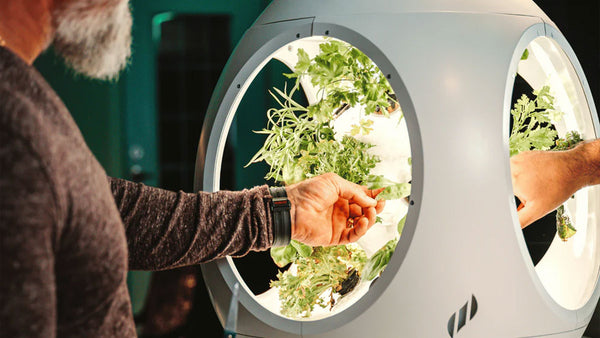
510,144,597,228
285,173,385,246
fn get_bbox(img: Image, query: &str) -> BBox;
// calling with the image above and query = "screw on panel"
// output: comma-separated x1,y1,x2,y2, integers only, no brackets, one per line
236,84,241,89
410,200,414,205
386,74,391,79
325,30,330,35
296,33,300,38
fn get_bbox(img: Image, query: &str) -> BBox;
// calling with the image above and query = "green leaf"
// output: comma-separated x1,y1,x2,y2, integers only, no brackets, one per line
528,128,557,150
270,244,298,268
520,48,529,60
556,205,576,241
397,214,407,235
509,86,563,156
362,239,398,281
366,175,411,200
554,131,583,150
295,48,311,73
379,183,411,200
290,240,313,257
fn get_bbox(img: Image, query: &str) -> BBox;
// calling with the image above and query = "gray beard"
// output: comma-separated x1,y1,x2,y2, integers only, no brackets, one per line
52,0,132,81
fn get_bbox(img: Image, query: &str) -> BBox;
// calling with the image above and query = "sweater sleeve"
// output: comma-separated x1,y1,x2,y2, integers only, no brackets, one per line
108,177,274,270
0,130,58,337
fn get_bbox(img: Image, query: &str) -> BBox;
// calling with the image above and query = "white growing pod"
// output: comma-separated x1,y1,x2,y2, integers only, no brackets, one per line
194,1,600,336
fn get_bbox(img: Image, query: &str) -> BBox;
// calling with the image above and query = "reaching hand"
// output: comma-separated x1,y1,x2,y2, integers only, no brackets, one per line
285,173,385,246
510,139,600,228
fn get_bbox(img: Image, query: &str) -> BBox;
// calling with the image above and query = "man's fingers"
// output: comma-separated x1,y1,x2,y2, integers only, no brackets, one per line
375,199,386,214
331,199,350,242
364,206,377,228
341,216,370,244
369,187,385,198
350,200,385,217
349,203,363,217
336,178,377,208
338,207,378,244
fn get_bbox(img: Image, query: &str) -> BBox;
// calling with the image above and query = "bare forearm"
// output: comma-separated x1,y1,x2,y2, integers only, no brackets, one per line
570,139,600,188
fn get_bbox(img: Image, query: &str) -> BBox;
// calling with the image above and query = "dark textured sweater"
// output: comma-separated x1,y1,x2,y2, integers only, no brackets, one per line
0,46,273,337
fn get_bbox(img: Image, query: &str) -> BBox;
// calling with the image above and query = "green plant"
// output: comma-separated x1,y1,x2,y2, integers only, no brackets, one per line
362,238,398,281
509,86,561,157
269,244,367,318
248,39,409,318
285,40,397,121
556,205,576,241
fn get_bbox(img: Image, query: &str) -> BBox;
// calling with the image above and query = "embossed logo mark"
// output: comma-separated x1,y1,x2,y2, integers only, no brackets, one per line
447,294,478,337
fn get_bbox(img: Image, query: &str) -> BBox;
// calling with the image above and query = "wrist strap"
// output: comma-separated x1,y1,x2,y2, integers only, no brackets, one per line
269,186,291,247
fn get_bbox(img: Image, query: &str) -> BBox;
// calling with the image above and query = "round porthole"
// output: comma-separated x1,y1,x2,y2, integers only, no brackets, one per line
196,30,420,334
509,34,600,310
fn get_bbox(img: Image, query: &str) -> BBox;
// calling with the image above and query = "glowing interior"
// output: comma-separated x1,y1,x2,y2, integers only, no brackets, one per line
516,36,600,310
222,36,412,320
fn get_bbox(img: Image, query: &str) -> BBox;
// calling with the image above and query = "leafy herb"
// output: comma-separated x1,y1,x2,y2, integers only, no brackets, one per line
554,130,583,150
270,240,313,267
350,119,374,136
270,245,367,318
362,239,398,281
249,39,409,318
556,205,576,241
285,39,396,120
365,175,411,200
397,214,407,235
509,85,560,156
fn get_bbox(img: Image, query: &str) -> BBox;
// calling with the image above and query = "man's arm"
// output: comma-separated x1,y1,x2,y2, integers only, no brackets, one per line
0,130,58,337
511,139,600,228
109,178,274,270
110,173,384,271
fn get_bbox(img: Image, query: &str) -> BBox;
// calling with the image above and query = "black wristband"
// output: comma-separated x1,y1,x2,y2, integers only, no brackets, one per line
268,186,292,247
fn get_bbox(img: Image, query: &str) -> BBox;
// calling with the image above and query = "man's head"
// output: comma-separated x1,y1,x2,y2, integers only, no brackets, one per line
51,0,132,80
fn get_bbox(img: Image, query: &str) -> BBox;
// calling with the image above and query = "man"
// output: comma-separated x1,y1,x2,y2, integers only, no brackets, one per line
0,0,384,336
511,139,600,228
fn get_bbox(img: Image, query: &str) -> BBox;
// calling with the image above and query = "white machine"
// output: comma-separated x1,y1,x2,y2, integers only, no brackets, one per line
194,0,600,336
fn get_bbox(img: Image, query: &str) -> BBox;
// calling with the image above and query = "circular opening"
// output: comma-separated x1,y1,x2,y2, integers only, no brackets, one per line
218,36,413,321
510,36,600,310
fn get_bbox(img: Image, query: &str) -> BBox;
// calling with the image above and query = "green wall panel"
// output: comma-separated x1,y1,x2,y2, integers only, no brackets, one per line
34,50,124,177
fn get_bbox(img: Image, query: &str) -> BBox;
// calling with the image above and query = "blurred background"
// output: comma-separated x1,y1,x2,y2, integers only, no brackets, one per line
34,0,599,336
